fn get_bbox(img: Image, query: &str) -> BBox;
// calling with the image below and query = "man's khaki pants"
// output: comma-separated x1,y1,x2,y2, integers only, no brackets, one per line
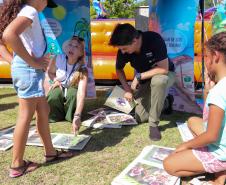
135,72,175,127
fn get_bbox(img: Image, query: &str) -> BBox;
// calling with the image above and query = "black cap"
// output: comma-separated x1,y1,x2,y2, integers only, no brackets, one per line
47,0,58,8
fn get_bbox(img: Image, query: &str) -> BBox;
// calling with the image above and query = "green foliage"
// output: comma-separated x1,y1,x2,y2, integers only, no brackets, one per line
137,0,148,6
103,0,138,18
90,2,98,19
90,0,215,19
204,0,214,9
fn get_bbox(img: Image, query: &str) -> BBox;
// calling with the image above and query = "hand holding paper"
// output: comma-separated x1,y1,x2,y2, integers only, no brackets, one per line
105,86,137,114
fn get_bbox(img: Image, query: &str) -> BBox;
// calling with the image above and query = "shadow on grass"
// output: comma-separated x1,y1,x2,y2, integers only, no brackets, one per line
79,126,132,153
159,111,199,132
42,127,132,167
0,102,18,111
41,152,79,167
0,92,16,99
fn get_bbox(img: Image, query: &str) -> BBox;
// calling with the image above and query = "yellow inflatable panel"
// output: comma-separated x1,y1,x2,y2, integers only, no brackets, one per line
194,56,202,83
91,19,135,80
91,19,135,55
194,21,212,54
92,55,134,80
0,58,11,78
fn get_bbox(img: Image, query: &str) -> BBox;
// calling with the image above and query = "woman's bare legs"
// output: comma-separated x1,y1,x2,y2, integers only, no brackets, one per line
187,116,205,136
35,97,56,156
163,149,205,177
11,98,37,168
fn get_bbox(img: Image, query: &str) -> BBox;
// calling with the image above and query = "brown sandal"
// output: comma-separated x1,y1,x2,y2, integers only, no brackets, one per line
45,150,74,163
9,160,39,178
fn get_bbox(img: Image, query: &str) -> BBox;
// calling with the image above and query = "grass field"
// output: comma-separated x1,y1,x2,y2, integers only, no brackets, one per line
0,87,197,185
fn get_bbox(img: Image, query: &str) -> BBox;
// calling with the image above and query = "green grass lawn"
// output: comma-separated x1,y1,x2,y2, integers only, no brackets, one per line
0,87,196,185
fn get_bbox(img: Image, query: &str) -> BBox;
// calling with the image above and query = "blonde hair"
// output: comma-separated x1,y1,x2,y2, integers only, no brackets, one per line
69,36,88,87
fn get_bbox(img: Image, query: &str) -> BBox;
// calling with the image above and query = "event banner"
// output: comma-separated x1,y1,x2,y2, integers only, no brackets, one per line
40,0,96,97
149,0,201,114
212,0,226,34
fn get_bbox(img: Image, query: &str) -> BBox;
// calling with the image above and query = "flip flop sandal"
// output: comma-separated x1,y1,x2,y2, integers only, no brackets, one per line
45,150,74,163
9,160,39,178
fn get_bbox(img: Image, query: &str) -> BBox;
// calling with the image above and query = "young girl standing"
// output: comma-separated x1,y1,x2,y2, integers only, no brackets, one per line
163,32,226,185
47,36,88,135
0,0,72,178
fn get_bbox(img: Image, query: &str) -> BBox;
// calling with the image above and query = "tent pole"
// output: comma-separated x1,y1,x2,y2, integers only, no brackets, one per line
200,0,205,98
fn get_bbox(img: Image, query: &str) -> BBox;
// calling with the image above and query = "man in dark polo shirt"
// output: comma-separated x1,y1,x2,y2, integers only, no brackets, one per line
109,23,175,141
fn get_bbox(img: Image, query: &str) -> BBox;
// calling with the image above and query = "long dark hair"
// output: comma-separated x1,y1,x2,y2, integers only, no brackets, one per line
0,0,25,39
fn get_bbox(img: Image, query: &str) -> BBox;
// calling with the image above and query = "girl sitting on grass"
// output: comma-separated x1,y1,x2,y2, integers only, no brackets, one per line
163,32,226,185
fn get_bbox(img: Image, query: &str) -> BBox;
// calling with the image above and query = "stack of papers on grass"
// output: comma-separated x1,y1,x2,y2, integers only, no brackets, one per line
0,126,36,151
104,85,137,114
111,145,180,185
88,107,120,116
106,113,137,125
27,132,91,150
0,127,15,151
82,114,122,129
0,137,14,151
176,122,194,141
82,110,137,129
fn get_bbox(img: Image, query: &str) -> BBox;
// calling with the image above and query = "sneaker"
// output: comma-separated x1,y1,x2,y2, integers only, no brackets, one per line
149,126,161,141
162,94,174,115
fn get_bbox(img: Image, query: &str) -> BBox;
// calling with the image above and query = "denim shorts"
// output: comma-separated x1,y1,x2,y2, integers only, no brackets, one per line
11,55,45,98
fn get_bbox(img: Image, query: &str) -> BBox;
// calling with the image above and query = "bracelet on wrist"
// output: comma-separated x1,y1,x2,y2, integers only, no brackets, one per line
74,113,81,118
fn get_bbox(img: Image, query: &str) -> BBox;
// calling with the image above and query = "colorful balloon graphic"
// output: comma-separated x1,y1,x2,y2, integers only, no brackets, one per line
52,5,66,20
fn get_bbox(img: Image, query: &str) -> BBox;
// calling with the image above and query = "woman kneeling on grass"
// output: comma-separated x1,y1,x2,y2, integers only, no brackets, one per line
163,32,226,185
0,0,73,178
47,36,88,135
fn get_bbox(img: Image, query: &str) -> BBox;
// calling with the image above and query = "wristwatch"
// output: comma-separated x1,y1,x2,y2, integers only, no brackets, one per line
135,72,142,81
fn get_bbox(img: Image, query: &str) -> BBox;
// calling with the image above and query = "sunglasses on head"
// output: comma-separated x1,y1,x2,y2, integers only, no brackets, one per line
72,35,85,42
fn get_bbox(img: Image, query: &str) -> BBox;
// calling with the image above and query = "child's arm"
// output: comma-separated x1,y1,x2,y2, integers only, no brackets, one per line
72,73,88,134
2,16,49,70
204,68,215,101
175,105,223,152
47,55,57,80
0,40,13,63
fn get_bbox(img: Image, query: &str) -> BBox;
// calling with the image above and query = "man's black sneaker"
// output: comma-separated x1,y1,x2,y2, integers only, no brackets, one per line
149,126,161,141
